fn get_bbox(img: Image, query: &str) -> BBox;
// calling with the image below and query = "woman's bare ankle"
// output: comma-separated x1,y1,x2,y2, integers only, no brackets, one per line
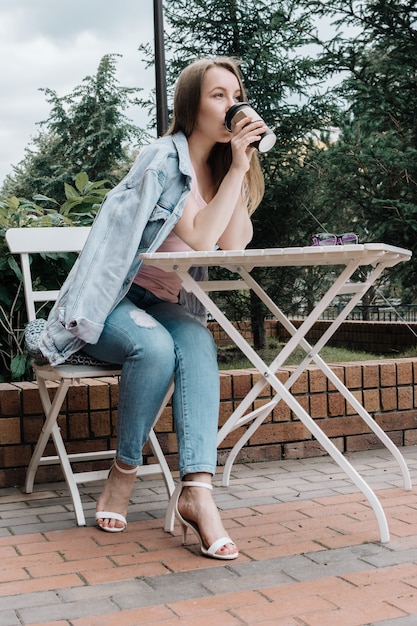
96,460,137,523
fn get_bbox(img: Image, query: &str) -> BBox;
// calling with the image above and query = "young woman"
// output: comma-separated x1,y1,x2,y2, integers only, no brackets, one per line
39,56,265,560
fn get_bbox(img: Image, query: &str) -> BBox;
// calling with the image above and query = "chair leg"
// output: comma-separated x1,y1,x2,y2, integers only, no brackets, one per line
148,380,175,507
27,375,87,525
50,422,87,526
25,377,71,493
164,481,180,533
148,429,175,496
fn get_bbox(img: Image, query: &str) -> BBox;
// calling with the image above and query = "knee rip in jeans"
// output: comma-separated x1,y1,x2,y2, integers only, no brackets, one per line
129,309,158,328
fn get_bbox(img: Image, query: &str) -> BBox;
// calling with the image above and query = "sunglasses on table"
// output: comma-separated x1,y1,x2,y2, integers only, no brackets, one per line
312,233,359,246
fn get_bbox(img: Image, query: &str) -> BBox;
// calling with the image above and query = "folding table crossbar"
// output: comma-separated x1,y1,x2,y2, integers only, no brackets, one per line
141,244,412,542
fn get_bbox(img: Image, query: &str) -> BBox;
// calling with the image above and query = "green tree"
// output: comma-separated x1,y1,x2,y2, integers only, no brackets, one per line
2,54,148,204
299,0,417,301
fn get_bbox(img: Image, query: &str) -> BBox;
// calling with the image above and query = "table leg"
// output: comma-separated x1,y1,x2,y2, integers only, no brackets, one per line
239,266,412,491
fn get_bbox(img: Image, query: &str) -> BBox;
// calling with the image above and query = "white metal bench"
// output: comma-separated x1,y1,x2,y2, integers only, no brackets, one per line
6,226,175,526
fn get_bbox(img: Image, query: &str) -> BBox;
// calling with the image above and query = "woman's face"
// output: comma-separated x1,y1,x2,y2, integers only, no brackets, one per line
193,66,242,145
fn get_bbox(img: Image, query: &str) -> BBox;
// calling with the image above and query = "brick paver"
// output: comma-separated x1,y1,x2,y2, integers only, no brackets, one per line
1,447,417,625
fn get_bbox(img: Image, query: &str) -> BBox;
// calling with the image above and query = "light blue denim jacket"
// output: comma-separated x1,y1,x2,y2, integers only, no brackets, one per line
40,131,206,365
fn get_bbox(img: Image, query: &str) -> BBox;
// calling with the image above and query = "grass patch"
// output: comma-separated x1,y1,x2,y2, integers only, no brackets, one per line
217,339,417,370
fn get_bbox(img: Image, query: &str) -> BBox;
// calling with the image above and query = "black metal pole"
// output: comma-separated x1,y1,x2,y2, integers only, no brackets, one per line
153,0,168,136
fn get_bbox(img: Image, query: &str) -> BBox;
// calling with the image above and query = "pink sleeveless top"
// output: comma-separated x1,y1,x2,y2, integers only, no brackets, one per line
133,171,207,302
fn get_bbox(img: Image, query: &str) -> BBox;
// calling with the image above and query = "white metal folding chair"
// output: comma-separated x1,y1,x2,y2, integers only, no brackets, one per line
6,226,175,526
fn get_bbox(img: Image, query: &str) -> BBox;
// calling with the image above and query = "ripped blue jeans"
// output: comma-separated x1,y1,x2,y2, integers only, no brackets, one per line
82,284,219,477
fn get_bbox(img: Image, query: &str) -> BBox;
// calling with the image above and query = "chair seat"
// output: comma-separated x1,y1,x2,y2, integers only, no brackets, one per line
25,318,109,367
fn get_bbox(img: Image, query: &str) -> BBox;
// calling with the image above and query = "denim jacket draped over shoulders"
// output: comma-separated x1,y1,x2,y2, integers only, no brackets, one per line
39,131,206,365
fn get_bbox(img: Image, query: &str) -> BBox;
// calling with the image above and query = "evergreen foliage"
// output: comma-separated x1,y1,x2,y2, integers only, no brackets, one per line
2,55,147,204
299,0,417,300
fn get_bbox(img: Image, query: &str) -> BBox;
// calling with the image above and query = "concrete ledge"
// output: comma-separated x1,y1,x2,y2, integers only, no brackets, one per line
1,358,417,488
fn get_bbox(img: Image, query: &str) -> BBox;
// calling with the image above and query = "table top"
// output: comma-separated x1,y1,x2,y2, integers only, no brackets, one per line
141,243,411,272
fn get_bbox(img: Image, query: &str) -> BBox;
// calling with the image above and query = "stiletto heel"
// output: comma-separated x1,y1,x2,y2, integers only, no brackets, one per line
173,480,239,560
95,459,138,533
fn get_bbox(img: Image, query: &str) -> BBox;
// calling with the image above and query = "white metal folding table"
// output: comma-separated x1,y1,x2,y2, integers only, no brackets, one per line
141,244,412,542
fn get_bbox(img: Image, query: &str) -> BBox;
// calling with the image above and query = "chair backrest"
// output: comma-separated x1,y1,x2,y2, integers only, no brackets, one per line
5,226,91,322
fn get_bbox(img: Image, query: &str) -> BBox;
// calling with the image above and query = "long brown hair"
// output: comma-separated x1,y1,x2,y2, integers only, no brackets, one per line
166,57,264,215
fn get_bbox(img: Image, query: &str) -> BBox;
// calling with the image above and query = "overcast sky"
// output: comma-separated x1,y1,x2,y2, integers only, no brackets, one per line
0,0,157,186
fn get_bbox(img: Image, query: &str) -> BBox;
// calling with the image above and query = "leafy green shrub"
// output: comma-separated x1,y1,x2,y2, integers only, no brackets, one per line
0,173,111,381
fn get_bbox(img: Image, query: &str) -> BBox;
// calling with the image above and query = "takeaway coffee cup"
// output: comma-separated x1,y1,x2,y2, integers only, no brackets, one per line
225,102,276,153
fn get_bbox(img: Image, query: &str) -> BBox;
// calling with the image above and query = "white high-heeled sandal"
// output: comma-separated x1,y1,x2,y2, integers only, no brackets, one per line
95,460,138,533
173,480,239,560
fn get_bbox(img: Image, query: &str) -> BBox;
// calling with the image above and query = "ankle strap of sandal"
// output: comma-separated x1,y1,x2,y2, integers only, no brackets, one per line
181,481,213,490
114,459,138,474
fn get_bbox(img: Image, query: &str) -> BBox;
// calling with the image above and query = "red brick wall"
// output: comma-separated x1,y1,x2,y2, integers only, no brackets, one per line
208,319,417,353
208,319,277,346
1,359,417,488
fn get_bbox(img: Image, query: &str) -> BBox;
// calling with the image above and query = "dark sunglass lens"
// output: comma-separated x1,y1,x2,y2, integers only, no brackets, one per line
319,234,337,245
340,233,358,244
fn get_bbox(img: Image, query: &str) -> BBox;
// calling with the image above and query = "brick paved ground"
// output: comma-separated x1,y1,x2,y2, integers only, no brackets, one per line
1,447,417,625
